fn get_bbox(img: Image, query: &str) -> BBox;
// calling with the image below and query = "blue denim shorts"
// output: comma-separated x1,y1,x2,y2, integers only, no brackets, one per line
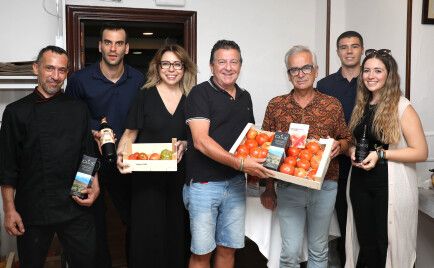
183,174,246,255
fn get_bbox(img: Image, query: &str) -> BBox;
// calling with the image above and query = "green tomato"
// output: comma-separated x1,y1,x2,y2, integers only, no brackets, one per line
160,149,173,160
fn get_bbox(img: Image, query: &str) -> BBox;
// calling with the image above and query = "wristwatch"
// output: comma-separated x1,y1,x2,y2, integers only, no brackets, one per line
376,148,386,160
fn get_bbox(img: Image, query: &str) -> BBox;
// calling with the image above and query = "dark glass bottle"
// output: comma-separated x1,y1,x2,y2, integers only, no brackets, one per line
100,117,116,163
355,124,369,163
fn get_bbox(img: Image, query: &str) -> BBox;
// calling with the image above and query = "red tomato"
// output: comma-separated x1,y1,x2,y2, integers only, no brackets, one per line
298,149,313,161
310,155,321,169
306,141,321,154
294,168,307,178
137,152,148,160
279,163,295,175
246,129,258,140
283,156,297,166
235,151,247,159
249,147,262,158
128,152,139,160
316,150,324,157
296,158,311,170
149,153,160,160
307,169,317,179
287,147,301,157
236,144,249,156
259,148,268,158
268,133,275,142
255,133,269,146
245,139,259,149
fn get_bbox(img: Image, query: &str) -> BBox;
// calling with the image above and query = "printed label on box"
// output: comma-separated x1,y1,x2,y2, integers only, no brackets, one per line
70,155,99,199
289,123,309,148
263,132,289,170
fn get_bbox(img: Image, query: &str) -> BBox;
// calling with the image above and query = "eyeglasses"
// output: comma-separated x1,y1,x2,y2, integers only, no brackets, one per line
287,64,315,76
365,49,391,57
160,61,184,70
215,59,241,67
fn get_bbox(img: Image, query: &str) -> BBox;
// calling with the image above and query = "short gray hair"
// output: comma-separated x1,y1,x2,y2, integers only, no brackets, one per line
284,45,317,69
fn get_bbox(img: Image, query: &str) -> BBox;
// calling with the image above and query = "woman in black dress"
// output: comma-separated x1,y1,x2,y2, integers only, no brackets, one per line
346,49,427,267
116,44,197,268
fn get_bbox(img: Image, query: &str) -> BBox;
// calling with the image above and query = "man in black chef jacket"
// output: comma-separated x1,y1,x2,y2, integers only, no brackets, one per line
0,46,100,268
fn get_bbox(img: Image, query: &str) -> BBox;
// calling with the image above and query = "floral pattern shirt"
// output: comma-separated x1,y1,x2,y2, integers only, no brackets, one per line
262,89,352,180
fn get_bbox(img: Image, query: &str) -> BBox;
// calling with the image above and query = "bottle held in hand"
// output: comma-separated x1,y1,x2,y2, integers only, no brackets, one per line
99,117,116,163
355,124,369,163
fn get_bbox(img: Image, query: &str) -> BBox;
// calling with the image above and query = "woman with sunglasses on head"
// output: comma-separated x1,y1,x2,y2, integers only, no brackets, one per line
345,49,427,268
116,44,197,268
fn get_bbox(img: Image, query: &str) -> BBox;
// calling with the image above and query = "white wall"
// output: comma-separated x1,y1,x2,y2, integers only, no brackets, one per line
411,0,434,183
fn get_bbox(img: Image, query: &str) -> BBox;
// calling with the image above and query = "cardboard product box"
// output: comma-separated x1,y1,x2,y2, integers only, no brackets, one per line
230,123,333,190
262,132,290,171
70,155,100,199
122,138,177,172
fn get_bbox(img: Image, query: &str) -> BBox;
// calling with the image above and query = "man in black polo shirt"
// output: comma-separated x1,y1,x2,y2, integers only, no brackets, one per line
184,40,272,268
316,31,364,267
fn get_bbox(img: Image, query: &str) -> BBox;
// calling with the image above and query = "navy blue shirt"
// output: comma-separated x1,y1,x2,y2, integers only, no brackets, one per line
65,63,145,137
185,78,255,182
316,68,357,124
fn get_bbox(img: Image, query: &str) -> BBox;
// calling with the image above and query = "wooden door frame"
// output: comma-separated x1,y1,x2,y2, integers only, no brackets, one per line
66,5,197,72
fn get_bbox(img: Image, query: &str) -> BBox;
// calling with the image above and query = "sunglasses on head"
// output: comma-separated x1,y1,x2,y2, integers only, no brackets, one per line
365,49,391,57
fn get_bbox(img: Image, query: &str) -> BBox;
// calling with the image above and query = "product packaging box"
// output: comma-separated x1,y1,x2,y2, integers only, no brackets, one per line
262,132,290,170
70,155,100,199
288,123,309,148
122,138,177,172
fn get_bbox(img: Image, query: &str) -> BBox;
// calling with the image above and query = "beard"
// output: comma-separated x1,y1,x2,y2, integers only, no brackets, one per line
40,80,62,96
101,52,124,67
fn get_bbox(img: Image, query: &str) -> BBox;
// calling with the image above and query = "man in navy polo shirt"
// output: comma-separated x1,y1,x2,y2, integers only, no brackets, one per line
65,23,144,267
316,31,364,267
184,40,272,268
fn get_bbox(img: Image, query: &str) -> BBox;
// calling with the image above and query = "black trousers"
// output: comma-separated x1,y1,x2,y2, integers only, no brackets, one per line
17,213,95,268
93,162,131,268
335,155,351,266
129,171,190,268
350,163,388,268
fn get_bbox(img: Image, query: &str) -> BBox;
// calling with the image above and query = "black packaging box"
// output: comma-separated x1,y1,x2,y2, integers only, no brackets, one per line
70,155,100,199
263,132,290,171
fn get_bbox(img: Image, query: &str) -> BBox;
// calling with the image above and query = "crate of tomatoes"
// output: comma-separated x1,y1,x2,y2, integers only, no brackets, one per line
230,123,333,190
122,138,178,172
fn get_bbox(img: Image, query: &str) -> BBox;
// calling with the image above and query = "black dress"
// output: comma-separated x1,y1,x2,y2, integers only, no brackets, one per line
350,104,389,268
125,87,189,268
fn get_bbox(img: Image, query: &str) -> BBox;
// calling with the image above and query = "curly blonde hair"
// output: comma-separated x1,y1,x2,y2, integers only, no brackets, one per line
349,52,402,144
143,44,197,95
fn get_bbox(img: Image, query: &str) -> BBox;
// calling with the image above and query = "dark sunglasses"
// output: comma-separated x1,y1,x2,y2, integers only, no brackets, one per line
365,49,391,57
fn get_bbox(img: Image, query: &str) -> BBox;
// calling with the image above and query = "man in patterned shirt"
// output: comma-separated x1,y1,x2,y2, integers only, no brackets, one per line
260,45,351,268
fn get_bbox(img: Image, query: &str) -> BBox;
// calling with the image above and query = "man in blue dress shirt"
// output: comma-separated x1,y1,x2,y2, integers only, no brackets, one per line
66,23,145,267
316,31,364,267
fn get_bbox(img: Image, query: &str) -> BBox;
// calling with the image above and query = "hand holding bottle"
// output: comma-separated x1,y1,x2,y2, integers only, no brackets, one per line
350,147,378,171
